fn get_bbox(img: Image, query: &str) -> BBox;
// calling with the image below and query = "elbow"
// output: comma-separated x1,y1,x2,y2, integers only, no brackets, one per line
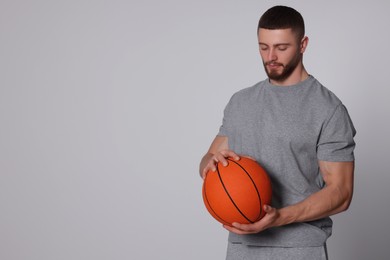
331,183,353,214
339,198,352,212
339,190,353,212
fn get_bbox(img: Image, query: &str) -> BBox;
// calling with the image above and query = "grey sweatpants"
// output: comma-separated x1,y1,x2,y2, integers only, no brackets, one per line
226,242,328,260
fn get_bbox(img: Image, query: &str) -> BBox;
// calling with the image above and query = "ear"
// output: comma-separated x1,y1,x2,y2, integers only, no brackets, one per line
300,36,309,54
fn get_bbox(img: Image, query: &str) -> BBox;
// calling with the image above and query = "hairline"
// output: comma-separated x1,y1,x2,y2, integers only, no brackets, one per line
257,27,304,43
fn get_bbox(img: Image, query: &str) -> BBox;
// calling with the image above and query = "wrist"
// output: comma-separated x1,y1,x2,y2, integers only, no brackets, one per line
277,206,299,226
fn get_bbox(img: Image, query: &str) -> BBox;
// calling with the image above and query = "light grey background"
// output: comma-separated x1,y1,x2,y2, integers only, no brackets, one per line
1,0,389,259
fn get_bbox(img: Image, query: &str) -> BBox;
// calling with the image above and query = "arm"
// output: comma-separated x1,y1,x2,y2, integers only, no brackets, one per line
225,160,354,234
199,136,240,179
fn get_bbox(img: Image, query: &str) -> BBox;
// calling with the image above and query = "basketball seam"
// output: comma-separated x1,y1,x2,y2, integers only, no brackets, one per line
227,158,263,221
217,161,256,224
203,176,230,225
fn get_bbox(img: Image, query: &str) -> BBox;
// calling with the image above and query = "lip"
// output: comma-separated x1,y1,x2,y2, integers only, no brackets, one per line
267,63,282,69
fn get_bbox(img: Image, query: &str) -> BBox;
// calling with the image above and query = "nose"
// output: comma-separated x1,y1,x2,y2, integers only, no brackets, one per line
268,48,277,61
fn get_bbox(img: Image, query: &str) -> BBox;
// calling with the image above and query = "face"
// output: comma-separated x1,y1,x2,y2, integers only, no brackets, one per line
258,28,306,82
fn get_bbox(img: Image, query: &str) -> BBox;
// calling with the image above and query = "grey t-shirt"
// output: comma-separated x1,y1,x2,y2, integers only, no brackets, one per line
218,75,356,247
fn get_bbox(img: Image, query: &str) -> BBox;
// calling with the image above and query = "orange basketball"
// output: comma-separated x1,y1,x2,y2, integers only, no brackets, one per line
202,157,272,226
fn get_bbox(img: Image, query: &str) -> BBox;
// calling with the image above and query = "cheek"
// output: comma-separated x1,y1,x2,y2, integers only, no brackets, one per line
259,50,267,61
282,50,299,62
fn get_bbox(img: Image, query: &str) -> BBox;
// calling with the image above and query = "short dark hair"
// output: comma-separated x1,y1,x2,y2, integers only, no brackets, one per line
258,6,305,41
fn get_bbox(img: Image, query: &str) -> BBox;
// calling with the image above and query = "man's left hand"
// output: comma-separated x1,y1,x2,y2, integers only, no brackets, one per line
223,205,281,235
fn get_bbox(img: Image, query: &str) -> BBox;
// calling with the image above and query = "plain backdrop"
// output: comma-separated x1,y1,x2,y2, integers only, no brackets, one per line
1,0,389,259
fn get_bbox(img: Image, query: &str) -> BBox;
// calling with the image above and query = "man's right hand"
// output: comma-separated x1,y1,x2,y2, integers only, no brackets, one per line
199,150,240,180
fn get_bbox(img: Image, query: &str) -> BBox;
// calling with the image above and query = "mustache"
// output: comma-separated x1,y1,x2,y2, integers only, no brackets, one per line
264,61,284,67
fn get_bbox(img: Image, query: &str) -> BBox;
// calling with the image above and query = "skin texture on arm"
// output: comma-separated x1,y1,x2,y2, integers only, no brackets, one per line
224,161,354,234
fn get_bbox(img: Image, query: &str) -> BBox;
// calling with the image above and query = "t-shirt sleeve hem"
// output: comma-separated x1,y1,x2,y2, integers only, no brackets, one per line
317,154,355,162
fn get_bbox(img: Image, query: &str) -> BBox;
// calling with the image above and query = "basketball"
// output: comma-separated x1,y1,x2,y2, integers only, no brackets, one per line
202,157,272,226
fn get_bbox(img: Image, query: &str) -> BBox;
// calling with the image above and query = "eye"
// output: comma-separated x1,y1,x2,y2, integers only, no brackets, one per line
278,46,288,51
259,44,268,51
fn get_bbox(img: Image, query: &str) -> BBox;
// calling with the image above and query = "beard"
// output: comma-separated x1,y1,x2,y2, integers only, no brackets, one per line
263,51,302,82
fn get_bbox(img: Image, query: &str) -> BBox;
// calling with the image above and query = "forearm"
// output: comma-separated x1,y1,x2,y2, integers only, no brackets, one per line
278,183,353,226
279,161,354,225
224,161,354,235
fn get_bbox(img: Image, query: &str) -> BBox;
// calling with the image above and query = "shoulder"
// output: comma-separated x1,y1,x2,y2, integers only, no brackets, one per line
306,76,343,111
228,80,266,104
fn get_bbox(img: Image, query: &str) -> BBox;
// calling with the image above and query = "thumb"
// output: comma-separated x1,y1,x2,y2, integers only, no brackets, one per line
263,204,273,213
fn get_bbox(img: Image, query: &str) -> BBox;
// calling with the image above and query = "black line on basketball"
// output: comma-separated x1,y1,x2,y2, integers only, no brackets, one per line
227,158,263,221
203,174,230,225
217,162,254,223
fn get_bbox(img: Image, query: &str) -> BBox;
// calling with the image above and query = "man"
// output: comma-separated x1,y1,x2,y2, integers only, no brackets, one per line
199,6,356,260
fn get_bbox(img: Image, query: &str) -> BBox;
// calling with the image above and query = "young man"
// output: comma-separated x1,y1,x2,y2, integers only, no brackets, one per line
199,6,356,260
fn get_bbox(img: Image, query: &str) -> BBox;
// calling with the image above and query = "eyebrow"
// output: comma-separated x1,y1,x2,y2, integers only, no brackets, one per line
258,42,292,47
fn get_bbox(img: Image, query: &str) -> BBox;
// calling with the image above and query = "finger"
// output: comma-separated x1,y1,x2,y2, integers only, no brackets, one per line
201,161,218,179
201,170,207,180
223,224,253,235
222,150,240,161
214,154,229,167
263,204,274,213
212,150,240,168
204,162,217,174
231,222,257,233
216,151,240,166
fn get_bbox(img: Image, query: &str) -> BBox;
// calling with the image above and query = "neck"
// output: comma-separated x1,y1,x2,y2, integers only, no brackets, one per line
269,64,309,86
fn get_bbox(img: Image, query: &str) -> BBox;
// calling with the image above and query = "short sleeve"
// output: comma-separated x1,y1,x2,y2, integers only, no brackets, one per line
317,104,356,162
217,95,234,137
